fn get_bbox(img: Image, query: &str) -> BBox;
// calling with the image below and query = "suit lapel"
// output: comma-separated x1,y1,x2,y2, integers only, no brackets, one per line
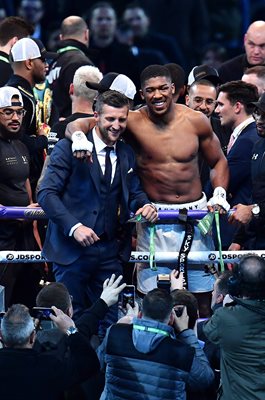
86,132,101,195
117,141,128,193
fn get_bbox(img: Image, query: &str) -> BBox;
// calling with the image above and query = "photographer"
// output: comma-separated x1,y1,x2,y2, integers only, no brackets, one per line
0,304,99,400
34,274,125,350
203,255,265,400
97,288,214,399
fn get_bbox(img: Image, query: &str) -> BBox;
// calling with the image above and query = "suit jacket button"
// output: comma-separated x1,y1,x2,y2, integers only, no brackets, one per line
93,211,97,215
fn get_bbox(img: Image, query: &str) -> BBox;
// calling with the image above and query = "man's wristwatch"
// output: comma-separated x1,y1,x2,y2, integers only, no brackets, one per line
65,326,78,336
251,204,260,218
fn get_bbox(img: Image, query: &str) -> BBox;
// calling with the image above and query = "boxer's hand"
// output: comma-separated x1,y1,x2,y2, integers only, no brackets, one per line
73,225,100,247
228,204,252,225
72,131,93,161
207,187,230,213
135,204,158,223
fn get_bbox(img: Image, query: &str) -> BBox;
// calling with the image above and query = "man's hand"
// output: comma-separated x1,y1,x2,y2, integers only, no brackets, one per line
135,204,158,223
227,243,242,270
37,123,50,137
207,186,230,214
26,203,39,208
100,274,126,307
118,302,139,324
49,306,76,334
228,242,242,251
73,225,100,247
72,131,93,162
228,204,252,225
173,305,189,333
170,269,185,291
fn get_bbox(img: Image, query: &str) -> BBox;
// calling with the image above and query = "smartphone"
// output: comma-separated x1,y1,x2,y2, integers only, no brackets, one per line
121,285,135,309
30,307,55,320
174,306,184,318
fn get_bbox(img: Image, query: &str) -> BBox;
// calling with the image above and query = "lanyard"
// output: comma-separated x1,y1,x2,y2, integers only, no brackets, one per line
133,324,170,336
57,46,84,56
0,55,9,63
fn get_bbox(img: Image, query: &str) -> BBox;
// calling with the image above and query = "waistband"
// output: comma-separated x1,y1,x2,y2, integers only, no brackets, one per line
154,193,207,211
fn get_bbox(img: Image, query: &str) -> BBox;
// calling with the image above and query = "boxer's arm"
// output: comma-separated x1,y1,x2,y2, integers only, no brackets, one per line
199,118,230,212
65,117,96,159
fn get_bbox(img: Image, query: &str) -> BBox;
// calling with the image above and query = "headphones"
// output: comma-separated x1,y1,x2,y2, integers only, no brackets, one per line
227,263,242,297
228,255,265,299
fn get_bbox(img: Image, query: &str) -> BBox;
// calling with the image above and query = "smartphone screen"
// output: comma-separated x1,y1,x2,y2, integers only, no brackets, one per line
121,285,135,309
30,307,55,319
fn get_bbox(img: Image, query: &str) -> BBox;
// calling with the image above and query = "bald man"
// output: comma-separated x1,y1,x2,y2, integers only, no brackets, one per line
47,16,94,118
218,20,265,83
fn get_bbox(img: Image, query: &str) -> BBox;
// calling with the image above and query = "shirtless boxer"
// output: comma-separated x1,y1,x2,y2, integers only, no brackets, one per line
65,66,229,309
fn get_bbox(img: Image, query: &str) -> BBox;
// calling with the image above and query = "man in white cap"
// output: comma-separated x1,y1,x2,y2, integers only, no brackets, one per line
0,86,38,308
7,37,57,194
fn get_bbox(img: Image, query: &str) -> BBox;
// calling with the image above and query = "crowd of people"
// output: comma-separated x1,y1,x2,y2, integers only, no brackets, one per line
0,2,265,399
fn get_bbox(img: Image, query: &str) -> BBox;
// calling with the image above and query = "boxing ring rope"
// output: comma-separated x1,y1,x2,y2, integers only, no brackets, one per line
1,206,262,265
0,206,211,220
0,250,265,264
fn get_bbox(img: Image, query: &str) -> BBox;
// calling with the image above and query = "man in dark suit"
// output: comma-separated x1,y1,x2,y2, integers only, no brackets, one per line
38,90,157,332
214,80,259,248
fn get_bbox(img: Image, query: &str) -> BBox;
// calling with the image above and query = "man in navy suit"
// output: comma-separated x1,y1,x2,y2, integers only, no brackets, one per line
38,90,157,331
214,80,259,248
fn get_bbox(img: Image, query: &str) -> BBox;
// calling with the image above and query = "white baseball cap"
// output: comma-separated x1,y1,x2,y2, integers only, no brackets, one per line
86,72,136,100
10,37,58,62
0,86,23,108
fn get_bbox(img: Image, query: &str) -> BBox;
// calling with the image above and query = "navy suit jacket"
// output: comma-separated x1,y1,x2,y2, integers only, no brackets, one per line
220,121,259,247
38,134,150,265
227,122,259,206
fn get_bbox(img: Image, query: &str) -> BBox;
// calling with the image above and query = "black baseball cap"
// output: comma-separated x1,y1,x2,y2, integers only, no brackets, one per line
188,64,222,86
249,92,265,113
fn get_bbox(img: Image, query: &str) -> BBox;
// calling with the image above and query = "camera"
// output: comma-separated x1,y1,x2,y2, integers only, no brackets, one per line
30,307,55,320
121,285,135,309
157,274,171,293
174,306,184,318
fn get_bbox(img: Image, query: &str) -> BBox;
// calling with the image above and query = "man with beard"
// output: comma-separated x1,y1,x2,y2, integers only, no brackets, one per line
0,86,39,308
229,92,265,250
7,37,57,195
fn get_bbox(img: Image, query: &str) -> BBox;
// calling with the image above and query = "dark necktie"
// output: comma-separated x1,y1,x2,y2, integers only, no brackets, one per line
104,146,114,190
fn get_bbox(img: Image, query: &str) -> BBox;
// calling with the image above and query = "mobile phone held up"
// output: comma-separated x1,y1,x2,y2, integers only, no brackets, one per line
30,307,56,320
121,285,135,309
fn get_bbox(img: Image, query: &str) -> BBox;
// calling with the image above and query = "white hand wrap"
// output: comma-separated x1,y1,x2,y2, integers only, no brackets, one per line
207,186,230,212
71,131,93,154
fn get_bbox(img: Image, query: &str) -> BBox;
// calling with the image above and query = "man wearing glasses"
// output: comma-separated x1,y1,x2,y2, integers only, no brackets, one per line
229,92,265,251
7,37,57,195
0,86,35,308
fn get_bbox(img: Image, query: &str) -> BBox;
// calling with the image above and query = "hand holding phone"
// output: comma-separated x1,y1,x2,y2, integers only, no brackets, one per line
30,307,56,320
121,285,135,309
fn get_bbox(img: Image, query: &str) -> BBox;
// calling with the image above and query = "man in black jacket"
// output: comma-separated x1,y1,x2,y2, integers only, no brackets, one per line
218,21,265,83
48,15,94,118
7,36,57,194
0,303,99,400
